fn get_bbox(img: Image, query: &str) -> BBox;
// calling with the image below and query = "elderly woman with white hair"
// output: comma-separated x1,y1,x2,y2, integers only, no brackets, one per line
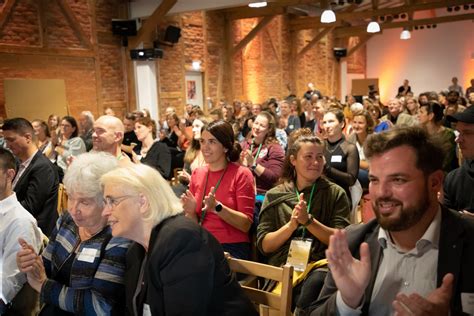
17,152,130,316
101,163,257,316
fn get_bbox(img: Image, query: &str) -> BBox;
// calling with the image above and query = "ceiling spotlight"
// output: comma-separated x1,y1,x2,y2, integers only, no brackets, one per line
463,4,469,10
454,6,461,11
380,16,385,22
367,20,381,33
447,7,453,12
355,0,363,4
400,28,411,40
471,4,474,9
414,26,419,30
400,13,407,19
321,9,336,23
420,25,424,29
248,1,267,8
394,14,400,19
433,24,437,28
427,24,431,29
338,0,345,5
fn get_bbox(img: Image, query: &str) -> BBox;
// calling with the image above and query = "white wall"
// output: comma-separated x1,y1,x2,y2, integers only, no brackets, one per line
366,19,474,103
134,61,159,122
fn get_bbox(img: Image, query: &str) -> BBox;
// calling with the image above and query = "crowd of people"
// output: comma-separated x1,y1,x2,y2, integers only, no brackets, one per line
0,78,473,315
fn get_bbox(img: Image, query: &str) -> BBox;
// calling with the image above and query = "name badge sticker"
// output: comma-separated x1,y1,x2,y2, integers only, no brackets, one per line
461,293,474,315
77,248,98,263
331,155,342,163
286,238,312,272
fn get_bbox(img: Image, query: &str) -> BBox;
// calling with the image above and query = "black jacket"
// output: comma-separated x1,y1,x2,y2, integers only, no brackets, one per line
308,206,474,315
14,151,59,236
125,214,257,316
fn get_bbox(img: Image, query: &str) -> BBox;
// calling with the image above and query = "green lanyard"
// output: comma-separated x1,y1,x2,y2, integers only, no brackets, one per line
199,164,228,225
295,183,316,238
250,142,263,166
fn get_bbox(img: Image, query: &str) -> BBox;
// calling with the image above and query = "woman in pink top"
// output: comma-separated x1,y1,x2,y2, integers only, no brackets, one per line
181,120,255,259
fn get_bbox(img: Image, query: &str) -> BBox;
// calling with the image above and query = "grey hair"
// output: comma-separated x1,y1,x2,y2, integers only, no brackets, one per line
81,111,95,129
63,151,118,204
100,163,183,227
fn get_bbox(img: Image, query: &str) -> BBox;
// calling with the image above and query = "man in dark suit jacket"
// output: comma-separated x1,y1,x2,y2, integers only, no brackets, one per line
307,126,474,316
3,118,59,236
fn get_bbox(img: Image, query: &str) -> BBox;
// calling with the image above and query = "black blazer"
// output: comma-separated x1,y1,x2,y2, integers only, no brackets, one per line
309,206,474,316
14,151,59,236
124,215,257,316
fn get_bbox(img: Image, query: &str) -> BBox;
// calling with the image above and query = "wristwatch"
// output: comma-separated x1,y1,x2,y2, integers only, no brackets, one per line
215,202,223,213
303,214,313,227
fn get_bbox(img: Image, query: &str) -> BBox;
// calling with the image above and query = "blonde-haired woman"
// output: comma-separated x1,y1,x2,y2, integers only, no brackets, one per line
101,164,257,316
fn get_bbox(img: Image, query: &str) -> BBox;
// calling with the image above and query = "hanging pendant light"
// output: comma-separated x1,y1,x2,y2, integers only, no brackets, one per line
248,1,267,8
367,19,380,33
321,9,336,23
400,28,411,40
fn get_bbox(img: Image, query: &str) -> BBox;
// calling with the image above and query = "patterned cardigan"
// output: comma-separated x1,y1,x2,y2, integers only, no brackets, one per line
40,212,130,315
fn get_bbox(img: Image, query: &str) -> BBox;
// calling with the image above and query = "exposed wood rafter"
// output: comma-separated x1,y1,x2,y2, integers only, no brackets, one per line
296,26,335,61
0,45,95,57
57,0,93,49
225,0,316,20
128,0,177,49
335,12,474,37
232,15,274,56
0,0,19,32
290,0,473,31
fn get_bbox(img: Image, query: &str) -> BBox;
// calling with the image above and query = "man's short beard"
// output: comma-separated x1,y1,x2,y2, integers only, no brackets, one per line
373,186,430,232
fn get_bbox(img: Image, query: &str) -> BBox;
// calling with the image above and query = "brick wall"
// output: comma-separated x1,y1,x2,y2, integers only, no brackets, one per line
0,1,365,120
0,0,127,119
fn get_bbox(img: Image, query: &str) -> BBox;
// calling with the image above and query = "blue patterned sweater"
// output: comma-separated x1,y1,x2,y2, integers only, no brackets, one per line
40,212,131,315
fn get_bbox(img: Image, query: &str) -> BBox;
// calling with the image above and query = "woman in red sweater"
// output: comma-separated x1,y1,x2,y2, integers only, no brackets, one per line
181,120,255,259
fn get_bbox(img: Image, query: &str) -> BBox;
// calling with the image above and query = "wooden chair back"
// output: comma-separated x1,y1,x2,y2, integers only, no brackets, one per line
226,254,293,316
57,183,68,215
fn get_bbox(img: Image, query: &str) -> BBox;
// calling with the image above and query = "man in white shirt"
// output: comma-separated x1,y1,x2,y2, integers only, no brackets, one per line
307,126,474,316
0,147,42,315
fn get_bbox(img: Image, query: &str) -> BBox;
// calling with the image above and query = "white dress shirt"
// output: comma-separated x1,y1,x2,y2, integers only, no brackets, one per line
336,207,442,315
0,193,43,304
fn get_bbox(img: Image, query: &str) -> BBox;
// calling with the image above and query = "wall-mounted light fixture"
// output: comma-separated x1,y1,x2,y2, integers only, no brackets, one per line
192,61,201,71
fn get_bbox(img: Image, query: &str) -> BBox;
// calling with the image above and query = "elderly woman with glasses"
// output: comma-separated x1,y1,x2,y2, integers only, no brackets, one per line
16,152,130,315
101,163,257,316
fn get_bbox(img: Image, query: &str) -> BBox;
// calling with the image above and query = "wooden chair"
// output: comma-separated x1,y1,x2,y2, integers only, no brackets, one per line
57,183,68,215
226,254,294,316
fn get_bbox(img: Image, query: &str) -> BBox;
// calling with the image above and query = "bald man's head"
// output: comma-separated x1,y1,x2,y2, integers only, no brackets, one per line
92,115,124,154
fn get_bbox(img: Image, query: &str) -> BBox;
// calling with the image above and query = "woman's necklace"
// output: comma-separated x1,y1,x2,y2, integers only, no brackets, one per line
326,138,343,154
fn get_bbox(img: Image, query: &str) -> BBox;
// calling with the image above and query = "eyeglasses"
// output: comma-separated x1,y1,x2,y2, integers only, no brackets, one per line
103,195,134,208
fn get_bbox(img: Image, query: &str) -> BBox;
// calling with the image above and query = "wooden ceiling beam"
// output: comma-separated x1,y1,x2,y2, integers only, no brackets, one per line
225,0,317,20
290,0,472,30
0,0,19,32
335,12,474,37
128,0,177,49
57,0,93,49
296,26,335,61
232,15,275,56
0,45,95,57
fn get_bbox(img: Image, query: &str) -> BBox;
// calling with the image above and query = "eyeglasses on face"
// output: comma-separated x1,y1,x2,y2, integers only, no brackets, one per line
103,195,134,208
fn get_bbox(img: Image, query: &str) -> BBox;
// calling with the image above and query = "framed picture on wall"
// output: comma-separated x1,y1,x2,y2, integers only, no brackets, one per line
185,72,203,108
